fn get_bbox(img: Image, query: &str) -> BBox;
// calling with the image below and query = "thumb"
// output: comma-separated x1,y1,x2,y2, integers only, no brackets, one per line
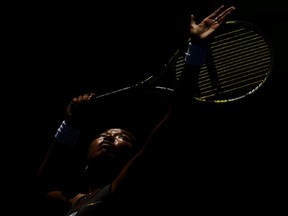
190,14,196,25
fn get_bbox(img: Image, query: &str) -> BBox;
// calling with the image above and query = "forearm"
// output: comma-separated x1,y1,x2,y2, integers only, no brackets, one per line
160,41,207,124
36,143,74,198
36,121,84,197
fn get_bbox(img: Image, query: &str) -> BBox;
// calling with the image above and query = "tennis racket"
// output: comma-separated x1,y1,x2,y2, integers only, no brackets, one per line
94,20,273,103
170,20,274,103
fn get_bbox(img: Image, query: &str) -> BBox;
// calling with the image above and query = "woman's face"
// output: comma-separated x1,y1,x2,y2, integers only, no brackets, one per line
87,128,137,160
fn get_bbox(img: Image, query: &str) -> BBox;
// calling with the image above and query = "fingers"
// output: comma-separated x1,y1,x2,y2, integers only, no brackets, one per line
83,93,96,101
89,92,97,100
71,92,97,104
208,5,225,20
190,14,196,25
209,5,236,25
216,6,236,24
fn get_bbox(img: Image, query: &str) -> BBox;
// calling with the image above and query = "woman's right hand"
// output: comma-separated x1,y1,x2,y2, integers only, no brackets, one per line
65,92,97,128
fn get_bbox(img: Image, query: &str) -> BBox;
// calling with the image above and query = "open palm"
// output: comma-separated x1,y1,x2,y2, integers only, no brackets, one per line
190,5,235,40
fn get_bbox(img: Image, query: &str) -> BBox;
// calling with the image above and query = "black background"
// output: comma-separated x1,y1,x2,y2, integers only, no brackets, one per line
5,0,287,213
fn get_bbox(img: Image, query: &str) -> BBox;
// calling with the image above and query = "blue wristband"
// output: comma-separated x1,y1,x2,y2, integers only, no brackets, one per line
185,42,208,67
55,120,81,146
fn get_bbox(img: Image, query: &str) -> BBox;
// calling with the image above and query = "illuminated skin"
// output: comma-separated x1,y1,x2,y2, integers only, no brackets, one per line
87,128,137,160
83,128,139,194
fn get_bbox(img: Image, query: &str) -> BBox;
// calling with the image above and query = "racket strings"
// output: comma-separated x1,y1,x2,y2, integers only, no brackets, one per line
174,21,272,103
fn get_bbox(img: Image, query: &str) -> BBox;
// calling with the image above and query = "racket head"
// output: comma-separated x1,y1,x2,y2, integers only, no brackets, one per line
175,20,274,103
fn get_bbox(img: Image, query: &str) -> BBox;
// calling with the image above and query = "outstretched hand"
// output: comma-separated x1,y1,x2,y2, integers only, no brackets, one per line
189,5,235,45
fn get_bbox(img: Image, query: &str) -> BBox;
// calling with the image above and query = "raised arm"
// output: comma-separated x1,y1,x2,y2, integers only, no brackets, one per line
35,93,98,209
111,4,235,195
